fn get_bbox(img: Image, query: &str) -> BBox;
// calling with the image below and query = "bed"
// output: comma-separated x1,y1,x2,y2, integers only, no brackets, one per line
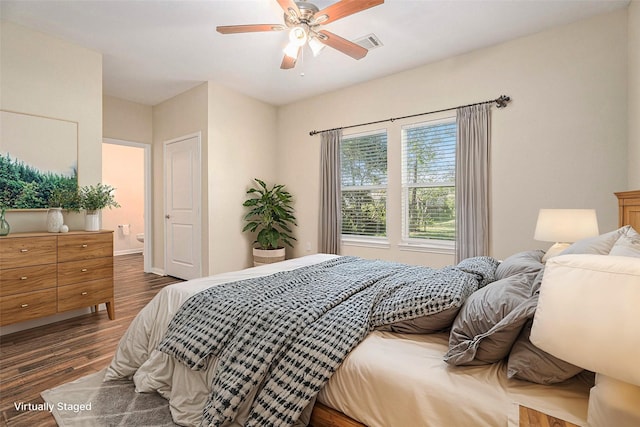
105,192,640,427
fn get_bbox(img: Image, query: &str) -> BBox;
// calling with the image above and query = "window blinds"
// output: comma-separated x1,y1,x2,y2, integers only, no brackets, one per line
401,120,456,241
341,131,387,237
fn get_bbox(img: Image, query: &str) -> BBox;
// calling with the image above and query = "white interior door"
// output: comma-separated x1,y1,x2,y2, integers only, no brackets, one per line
164,133,201,280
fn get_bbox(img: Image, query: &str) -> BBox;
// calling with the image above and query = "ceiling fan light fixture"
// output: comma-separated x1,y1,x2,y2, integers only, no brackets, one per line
308,37,325,57
288,26,308,46
283,42,300,59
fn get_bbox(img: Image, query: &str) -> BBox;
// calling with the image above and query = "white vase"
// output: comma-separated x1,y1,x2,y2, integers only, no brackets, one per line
46,208,64,233
84,210,100,231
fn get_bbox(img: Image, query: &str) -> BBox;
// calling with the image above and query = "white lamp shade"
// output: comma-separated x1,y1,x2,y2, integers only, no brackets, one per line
534,209,599,243
530,254,640,387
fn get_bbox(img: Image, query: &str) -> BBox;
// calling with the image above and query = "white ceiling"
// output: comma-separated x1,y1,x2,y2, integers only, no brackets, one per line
0,0,629,106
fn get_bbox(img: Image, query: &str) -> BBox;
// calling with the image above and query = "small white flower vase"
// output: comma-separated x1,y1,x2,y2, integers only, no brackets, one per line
46,208,64,233
84,210,100,231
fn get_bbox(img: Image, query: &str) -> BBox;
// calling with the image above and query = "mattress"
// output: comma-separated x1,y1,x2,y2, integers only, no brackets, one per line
105,254,590,427
318,330,591,427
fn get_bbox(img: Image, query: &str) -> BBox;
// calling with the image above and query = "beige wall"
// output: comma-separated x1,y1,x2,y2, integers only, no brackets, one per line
276,9,628,264
629,1,640,189
207,82,278,273
152,82,209,274
102,143,145,254
103,95,152,144
150,82,278,275
0,22,102,232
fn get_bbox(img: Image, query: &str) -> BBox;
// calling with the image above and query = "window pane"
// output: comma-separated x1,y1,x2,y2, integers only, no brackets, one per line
406,186,455,240
404,122,455,185
341,133,387,187
402,119,456,242
342,189,387,237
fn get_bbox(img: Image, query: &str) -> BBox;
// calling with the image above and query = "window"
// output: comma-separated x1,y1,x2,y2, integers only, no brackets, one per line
402,119,456,243
340,130,387,238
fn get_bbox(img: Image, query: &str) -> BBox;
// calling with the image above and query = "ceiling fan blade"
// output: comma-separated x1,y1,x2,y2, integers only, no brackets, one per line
216,24,285,34
276,0,302,22
280,50,300,69
317,30,368,60
313,0,384,25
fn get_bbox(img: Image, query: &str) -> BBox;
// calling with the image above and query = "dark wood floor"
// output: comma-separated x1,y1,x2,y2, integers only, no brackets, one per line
0,253,182,427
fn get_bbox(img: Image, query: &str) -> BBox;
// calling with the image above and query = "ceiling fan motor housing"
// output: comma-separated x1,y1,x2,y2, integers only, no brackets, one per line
284,1,320,27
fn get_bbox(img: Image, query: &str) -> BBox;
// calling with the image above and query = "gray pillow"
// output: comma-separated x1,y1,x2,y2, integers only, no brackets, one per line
609,234,640,258
444,273,538,366
495,250,545,280
379,306,459,334
559,225,631,256
507,320,583,384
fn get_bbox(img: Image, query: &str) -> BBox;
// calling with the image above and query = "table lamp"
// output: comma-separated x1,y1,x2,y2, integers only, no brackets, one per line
534,209,599,261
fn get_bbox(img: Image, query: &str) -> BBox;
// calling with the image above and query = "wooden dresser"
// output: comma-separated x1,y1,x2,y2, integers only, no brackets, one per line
0,230,114,327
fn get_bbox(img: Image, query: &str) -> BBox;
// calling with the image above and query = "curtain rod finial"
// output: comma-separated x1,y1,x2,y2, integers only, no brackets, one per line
496,95,511,108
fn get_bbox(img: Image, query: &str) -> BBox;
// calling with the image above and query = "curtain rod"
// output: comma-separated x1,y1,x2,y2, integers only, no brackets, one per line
308,95,511,136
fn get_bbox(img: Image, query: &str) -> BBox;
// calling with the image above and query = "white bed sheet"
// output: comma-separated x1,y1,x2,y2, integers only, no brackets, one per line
318,330,591,427
105,253,590,427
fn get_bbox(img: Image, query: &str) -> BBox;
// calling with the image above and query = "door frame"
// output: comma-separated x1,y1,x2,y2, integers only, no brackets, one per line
103,138,152,273
163,132,202,279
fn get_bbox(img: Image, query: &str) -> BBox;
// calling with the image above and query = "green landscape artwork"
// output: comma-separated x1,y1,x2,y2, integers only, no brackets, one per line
0,111,78,210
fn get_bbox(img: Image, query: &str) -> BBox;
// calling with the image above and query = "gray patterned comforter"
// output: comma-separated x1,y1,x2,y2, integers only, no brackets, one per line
158,255,498,427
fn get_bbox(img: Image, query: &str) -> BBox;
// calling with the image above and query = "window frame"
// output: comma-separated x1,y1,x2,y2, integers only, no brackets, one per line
400,117,456,253
340,128,389,244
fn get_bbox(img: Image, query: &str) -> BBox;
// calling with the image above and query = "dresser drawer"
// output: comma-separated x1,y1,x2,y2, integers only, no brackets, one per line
57,233,113,262
0,288,57,326
57,278,113,312
0,264,57,297
58,257,113,286
0,236,57,269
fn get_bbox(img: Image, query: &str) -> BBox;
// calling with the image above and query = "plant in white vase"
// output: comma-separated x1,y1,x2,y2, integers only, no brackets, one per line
79,183,120,231
46,187,80,232
243,178,296,266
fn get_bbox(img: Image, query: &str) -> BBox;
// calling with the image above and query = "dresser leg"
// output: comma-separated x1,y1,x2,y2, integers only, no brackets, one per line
106,299,115,320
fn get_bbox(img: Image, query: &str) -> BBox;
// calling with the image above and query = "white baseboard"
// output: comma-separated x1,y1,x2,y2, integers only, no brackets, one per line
114,249,143,256
150,267,165,276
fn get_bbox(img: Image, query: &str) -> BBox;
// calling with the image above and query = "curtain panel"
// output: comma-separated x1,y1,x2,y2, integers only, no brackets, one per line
319,129,343,254
455,104,491,262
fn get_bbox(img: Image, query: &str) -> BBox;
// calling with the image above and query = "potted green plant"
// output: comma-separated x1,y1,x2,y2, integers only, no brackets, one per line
243,178,296,266
79,183,120,231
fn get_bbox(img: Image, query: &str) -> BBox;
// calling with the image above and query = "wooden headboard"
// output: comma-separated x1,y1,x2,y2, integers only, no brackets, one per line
615,190,640,230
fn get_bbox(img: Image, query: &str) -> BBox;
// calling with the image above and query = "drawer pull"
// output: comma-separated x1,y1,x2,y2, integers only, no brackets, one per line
20,304,29,308
81,244,88,248
81,268,88,272
20,276,28,280
20,249,29,253
81,292,88,296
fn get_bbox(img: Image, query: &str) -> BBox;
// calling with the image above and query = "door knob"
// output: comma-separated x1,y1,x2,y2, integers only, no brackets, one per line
165,214,171,219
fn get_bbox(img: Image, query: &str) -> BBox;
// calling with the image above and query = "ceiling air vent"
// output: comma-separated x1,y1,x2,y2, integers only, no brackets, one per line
355,33,383,51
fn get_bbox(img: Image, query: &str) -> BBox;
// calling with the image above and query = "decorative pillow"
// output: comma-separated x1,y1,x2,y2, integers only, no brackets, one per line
507,319,583,384
495,250,545,280
559,225,631,256
609,234,640,258
444,272,538,366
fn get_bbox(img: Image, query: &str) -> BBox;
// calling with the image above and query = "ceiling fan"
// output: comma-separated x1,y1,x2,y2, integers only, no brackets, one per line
216,0,384,69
